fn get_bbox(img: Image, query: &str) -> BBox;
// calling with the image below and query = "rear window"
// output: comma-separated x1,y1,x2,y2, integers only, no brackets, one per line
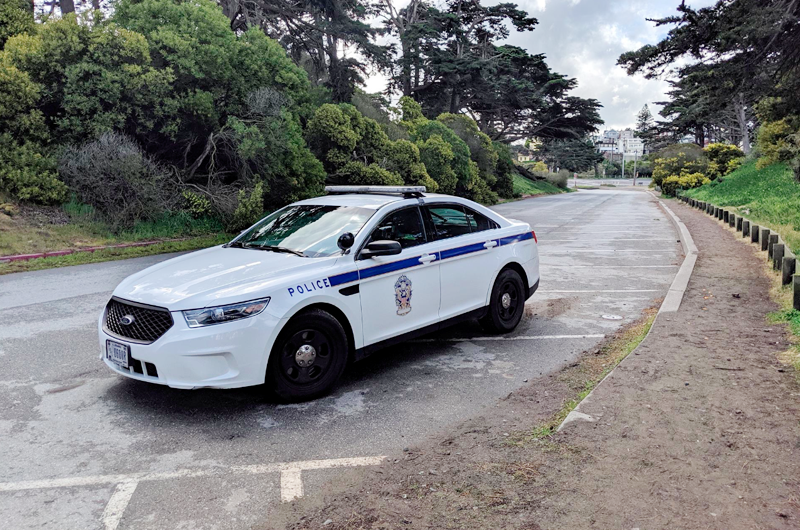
427,205,472,240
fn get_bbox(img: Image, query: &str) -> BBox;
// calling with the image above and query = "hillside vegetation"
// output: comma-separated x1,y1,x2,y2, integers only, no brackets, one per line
686,161,800,252
512,174,567,197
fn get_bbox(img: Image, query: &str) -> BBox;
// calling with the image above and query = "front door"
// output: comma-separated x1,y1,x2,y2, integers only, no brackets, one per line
357,206,441,345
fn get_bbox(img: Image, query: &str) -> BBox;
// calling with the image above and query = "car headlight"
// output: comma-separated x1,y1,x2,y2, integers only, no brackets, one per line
183,298,270,328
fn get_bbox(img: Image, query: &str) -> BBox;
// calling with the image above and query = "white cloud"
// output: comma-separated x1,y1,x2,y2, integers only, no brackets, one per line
365,0,717,131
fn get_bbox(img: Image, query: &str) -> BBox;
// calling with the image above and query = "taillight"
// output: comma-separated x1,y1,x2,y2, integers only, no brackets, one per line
531,230,537,243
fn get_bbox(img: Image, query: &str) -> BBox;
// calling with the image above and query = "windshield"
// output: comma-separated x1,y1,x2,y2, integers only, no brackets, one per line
232,205,375,258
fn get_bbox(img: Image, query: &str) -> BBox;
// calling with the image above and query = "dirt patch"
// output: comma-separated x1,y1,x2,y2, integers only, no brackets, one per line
266,201,800,530
524,296,579,319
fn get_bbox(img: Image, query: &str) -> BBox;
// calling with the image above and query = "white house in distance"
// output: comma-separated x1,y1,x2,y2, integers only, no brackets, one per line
596,128,645,159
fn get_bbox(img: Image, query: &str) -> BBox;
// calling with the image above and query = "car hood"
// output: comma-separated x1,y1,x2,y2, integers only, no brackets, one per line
113,245,339,310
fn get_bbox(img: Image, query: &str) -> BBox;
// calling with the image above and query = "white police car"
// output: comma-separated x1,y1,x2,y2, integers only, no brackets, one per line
99,186,539,401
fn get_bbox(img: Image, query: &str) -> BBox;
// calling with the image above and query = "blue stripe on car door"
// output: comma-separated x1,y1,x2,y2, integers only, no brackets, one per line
327,232,531,285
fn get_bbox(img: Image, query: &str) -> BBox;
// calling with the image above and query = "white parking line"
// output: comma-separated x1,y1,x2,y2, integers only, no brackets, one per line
101,481,137,530
280,468,304,502
548,265,678,268
413,334,604,343
547,249,675,253
539,290,660,293
0,456,386,529
539,238,677,242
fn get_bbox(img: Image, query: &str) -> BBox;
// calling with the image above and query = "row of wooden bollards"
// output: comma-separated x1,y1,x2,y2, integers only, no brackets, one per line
678,194,800,310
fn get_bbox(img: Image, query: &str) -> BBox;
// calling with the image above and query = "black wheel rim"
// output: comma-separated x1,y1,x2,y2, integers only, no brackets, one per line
498,280,521,322
278,329,333,386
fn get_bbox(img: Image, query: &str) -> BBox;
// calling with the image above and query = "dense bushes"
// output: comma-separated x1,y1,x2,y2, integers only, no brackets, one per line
0,136,66,204
661,172,709,196
652,142,743,196
0,0,523,233
705,143,744,178
58,132,176,227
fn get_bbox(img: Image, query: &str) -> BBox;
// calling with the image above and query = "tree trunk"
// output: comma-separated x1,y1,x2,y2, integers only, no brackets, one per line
400,38,412,96
60,0,75,14
735,93,751,154
695,126,705,147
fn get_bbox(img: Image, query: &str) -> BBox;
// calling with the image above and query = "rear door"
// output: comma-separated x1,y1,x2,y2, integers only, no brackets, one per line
356,206,441,345
423,203,500,320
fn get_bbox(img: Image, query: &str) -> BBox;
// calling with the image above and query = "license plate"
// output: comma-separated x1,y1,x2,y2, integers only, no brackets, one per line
106,340,129,369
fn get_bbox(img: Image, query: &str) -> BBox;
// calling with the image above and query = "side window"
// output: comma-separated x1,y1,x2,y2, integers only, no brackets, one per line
464,207,498,233
368,207,426,249
427,205,471,240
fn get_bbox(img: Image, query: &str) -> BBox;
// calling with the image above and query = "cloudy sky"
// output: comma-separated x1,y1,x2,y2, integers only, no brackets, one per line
365,0,716,132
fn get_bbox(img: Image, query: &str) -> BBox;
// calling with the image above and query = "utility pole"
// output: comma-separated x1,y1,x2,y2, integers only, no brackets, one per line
633,151,638,187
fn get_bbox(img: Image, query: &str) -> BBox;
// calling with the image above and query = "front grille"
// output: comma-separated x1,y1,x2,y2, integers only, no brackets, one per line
104,297,173,344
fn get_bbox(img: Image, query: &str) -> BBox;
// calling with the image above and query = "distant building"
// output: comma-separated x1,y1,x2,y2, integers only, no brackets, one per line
596,128,644,158
620,136,644,156
619,129,635,140
517,152,533,162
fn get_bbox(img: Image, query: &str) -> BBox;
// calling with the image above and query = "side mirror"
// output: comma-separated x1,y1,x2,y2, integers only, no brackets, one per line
337,232,355,251
360,240,402,259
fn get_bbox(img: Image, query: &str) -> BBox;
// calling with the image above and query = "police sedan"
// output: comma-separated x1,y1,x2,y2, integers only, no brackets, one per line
99,186,539,401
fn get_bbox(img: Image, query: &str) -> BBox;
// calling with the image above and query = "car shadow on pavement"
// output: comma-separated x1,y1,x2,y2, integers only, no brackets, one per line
100,318,497,422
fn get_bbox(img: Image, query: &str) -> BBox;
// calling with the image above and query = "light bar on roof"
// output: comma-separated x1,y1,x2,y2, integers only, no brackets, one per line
324,186,426,194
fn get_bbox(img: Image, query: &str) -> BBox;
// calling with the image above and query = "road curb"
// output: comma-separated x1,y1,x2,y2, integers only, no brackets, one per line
558,192,698,431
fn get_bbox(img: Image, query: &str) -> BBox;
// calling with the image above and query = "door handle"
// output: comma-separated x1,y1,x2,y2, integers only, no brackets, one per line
419,254,437,264
484,240,498,249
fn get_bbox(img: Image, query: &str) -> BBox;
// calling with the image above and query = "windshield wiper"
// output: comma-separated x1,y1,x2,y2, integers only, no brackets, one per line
225,240,246,248
249,244,306,257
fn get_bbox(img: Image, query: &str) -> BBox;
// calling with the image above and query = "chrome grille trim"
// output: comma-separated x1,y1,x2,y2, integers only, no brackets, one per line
103,297,173,344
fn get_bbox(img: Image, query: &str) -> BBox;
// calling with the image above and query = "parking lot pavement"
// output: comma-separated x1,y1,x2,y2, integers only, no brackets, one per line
0,189,680,529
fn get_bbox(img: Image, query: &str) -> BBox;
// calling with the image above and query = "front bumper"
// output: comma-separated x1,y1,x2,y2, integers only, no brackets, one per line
98,307,284,389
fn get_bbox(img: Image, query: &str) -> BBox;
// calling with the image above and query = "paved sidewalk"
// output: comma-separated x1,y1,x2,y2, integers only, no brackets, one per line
279,199,800,530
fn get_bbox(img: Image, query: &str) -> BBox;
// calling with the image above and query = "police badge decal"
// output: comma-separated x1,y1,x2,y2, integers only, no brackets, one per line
394,274,412,316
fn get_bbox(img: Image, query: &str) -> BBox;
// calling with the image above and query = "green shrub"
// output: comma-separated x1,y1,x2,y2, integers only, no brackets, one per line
0,135,67,204
230,182,265,232
661,172,709,196
546,169,570,189
756,117,800,169
492,141,516,199
417,135,458,194
704,143,744,179
653,152,709,187
531,161,548,172
182,190,213,219
0,0,35,49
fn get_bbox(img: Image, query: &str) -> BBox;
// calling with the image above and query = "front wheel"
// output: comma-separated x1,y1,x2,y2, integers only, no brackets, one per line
479,268,526,333
267,309,348,402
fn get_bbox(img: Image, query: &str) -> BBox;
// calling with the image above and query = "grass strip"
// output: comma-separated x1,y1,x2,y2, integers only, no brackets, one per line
686,161,800,253
511,173,568,197
509,306,658,444
0,233,230,275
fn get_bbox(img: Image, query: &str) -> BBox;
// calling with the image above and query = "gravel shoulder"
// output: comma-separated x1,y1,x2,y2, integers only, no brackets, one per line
270,198,800,530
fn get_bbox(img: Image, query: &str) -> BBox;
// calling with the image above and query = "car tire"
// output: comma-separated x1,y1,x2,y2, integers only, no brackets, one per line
267,309,348,402
479,268,526,333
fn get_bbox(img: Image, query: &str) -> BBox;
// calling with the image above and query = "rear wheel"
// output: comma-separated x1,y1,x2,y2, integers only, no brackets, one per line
267,309,348,402
479,268,526,333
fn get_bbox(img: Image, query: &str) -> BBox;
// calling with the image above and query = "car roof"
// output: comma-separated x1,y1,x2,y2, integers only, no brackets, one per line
296,192,485,210
296,193,405,209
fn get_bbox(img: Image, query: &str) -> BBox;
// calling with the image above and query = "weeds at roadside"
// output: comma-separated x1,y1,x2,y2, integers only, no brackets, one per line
0,233,230,275
507,306,658,445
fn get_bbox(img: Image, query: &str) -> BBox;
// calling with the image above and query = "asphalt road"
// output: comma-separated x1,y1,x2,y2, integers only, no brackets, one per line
0,189,681,529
